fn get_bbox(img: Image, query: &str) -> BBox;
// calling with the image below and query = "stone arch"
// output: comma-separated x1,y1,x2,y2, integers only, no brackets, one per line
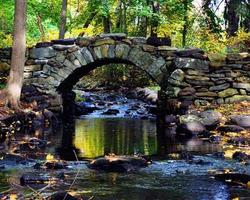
42,39,169,93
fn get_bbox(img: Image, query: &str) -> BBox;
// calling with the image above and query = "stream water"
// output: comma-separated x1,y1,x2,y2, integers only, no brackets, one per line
0,92,250,199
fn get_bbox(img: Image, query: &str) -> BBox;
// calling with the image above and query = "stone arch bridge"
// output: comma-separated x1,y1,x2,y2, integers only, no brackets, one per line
3,33,248,119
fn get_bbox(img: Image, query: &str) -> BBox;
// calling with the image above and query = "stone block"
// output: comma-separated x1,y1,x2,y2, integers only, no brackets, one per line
24,65,41,72
80,47,94,63
174,57,209,70
73,50,87,66
75,37,91,47
233,83,250,92
225,95,250,103
218,88,238,98
30,47,56,59
115,43,130,59
170,69,185,81
209,83,230,91
92,38,115,46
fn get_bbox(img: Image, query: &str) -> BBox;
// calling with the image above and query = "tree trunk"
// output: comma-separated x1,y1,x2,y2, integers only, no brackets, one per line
225,0,239,36
103,15,111,33
59,0,68,39
36,15,45,41
7,0,26,109
151,1,160,37
182,0,188,47
79,11,97,36
116,0,122,31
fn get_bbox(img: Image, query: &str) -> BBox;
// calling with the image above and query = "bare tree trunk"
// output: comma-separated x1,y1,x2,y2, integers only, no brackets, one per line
79,11,97,36
59,0,68,39
182,0,188,47
116,0,122,31
224,0,239,36
150,1,160,37
7,0,26,109
36,15,45,41
103,15,111,33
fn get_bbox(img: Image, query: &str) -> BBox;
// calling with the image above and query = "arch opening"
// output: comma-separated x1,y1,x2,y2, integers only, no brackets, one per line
58,59,161,122
56,58,162,93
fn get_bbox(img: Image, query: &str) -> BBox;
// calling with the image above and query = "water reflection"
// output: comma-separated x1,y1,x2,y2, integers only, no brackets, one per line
72,118,157,159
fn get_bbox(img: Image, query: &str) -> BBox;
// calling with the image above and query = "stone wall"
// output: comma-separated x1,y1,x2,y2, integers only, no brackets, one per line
0,34,249,114
167,52,250,106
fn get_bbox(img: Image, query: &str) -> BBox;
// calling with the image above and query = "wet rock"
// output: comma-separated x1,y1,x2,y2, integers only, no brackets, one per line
214,173,250,186
187,159,210,165
232,151,249,162
217,125,245,133
0,153,30,165
20,173,61,186
228,115,250,129
165,115,178,126
28,138,47,149
209,135,221,143
102,109,120,115
180,151,194,161
45,161,68,170
78,102,99,113
212,152,225,159
176,121,207,138
179,114,200,124
47,191,78,200
88,155,150,172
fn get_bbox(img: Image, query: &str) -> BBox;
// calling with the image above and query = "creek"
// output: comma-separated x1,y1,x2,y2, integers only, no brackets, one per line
0,90,250,200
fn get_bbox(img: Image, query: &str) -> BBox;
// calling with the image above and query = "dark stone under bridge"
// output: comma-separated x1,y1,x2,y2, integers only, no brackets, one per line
1,33,249,122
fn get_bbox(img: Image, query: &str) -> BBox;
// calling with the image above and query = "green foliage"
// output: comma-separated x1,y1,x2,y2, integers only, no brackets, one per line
75,92,85,103
0,0,249,87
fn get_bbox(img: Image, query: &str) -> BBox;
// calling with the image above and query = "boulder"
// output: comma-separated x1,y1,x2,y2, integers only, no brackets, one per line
229,115,250,129
87,155,150,172
217,125,245,133
102,109,120,115
176,121,207,138
232,151,249,162
165,115,179,126
199,110,222,130
215,173,250,186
